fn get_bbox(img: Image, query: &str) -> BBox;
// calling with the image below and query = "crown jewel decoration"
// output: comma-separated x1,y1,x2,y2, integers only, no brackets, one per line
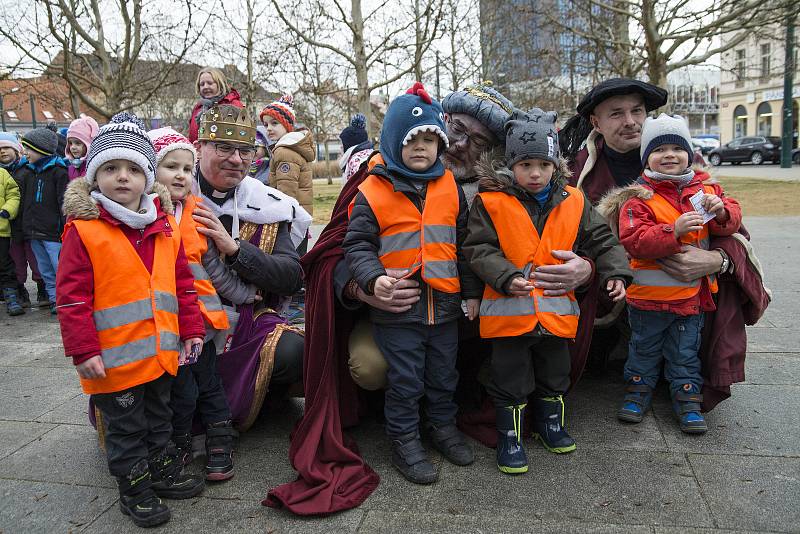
198,105,257,145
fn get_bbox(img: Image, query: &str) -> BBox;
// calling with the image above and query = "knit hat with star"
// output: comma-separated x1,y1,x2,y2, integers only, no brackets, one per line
380,82,449,181
259,94,295,133
504,108,560,168
147,127,197,166
84,112,157,192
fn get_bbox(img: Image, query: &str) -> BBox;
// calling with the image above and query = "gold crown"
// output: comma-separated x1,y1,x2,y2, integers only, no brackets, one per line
198,105,257,145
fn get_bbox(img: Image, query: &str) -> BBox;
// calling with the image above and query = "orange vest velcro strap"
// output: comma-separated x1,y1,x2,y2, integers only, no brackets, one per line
354,171,461,294
70,217,183,395
179,195,229,330
478,186,584,339
627,184,718,302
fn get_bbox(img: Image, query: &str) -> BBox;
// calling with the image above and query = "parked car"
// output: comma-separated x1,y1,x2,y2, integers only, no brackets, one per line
793,148,800,165
708,136,782,166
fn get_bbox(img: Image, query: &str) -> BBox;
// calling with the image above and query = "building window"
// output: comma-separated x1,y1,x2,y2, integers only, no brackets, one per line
62,112,72,119
756,102,772,136
735,49,745,88
42,110,54,119
733,105,748,138
6,110,18,121
760,44,770,82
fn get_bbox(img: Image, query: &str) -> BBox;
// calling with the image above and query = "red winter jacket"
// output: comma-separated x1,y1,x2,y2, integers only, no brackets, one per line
57,196,206,365
187,89,244,142
617,171,742,315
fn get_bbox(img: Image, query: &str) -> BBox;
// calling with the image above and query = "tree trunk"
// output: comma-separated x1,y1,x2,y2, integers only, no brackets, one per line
351,0,372,137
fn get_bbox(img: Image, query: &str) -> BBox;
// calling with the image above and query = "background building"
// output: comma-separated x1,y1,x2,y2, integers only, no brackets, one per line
667,68,720,136
718,23,799,146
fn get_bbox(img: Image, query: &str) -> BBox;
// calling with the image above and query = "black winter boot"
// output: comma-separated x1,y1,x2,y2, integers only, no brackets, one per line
3,287,24,316
117,459,171,528
205,421,237,481
149,444,205,499
172,433,194,466
16,284,30,308
427,423,474,466
36,281,49,307
495,405,528,474
531,396,576,454
391,432,438,484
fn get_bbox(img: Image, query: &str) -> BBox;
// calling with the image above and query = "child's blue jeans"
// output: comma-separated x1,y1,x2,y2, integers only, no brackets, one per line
29,239,60,303
624,306,704,397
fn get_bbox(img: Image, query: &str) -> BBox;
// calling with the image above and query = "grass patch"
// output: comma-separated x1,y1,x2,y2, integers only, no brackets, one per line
312,178,343,225
715,176,800,216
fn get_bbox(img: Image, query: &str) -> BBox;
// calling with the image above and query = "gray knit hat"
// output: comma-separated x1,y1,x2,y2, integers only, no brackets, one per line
442,83,514,144
85,112,157,192
21,128,58,156
640,113,693,166
504,108,560,168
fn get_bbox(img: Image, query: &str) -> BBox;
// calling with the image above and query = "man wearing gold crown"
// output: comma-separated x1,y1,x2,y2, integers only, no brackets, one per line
189,104,312,448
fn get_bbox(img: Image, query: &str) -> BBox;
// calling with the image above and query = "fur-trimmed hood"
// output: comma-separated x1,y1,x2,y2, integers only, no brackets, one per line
475,153,572,194
62,178,174,220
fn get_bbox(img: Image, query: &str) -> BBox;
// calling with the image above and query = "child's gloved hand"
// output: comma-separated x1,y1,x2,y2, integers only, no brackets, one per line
373,275,398,301
674,211,704,237
0,210,10,219
702,194,728,222
507,276,534,297
464,298,480,320
76,355,106,379
606,279,626,302
181,338,204,365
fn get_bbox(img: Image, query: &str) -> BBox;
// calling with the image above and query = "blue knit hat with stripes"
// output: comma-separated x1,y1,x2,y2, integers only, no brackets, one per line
84,112,157,192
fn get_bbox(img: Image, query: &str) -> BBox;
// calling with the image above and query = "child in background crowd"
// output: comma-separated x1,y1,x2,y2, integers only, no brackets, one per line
0,132,46,308
0,164,22,315
17,128,68,314
65,115,99,180
148,127,240,482
249,125,271,184
599,114,741,434
464,108,631,474
57,113,206,528
338,113,373,183
343,83,480,485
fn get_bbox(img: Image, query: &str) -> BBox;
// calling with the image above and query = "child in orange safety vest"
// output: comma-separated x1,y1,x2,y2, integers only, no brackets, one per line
343,83,483,485
56,113,206,528
464,108,631,475
599,114,741,435
148,127,244,484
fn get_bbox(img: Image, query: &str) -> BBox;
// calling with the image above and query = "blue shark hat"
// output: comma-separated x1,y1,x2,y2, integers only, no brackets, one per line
380,82,449,181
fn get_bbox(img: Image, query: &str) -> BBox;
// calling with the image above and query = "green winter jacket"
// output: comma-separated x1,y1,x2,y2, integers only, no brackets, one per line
463,157,632,297
0,168,20,237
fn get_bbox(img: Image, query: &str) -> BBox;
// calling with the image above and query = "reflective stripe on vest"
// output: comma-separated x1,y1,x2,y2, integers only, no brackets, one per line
70,216,184,395
350,166,461,294
179,195,230,330
627,184,719,301
478,186,584,339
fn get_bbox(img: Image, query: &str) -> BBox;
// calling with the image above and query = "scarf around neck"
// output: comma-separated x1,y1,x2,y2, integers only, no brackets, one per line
644,168,695,186
200,93,225,112
90,190,158,229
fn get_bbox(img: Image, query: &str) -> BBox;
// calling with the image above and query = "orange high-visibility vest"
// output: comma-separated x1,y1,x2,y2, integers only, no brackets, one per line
349,164,461,294
179,195,229,330
69,218,183,395
627,185,719,302
478,186,584,339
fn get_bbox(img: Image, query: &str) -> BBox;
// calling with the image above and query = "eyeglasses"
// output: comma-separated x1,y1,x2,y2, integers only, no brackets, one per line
447,118,491,151
212,143,256,161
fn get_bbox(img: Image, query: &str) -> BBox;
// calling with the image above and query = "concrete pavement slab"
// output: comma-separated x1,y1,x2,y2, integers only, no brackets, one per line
0,421,55,461
0,342,69,368
2,424,113,488
82,495,365,533
743,353,800,386
0,479,117,534
427,445,714,529
0,367,80,421
746,327,799,353
35,393,91,426
652,384,800,458
688,454,800,532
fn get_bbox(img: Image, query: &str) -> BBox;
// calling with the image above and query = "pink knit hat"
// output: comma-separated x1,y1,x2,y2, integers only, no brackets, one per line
146,127,197,165
64,115,99,158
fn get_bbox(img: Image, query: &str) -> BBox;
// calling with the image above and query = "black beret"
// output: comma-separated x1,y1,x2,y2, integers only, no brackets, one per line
577,78,668,118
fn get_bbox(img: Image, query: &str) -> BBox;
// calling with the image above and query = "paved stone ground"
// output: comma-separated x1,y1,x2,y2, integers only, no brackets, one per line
711,164,800,182
1,216,798,533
